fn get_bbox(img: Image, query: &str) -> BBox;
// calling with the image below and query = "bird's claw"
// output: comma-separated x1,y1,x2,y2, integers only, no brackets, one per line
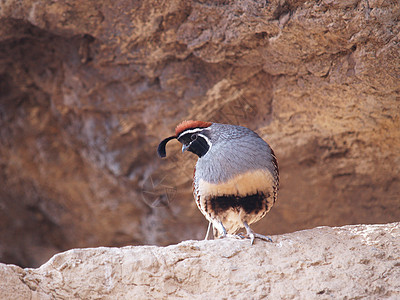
243,221,273,244
251,233,273,243
236,233,246,239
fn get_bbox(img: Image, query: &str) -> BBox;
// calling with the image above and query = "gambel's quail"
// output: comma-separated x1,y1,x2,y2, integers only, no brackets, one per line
158,120,279,244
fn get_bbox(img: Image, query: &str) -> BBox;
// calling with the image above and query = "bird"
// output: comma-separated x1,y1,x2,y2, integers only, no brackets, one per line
157,120,279,244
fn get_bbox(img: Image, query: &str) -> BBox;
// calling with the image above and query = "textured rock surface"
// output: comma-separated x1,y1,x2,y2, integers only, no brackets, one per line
0,223,399,299
0,0,399,267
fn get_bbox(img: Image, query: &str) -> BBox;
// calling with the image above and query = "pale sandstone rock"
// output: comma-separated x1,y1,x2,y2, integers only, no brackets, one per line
0,223,399,299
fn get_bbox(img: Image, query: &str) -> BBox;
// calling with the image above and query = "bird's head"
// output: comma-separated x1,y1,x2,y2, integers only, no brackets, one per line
157,120,213,158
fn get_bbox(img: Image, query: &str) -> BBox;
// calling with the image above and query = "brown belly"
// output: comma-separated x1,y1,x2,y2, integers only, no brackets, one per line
194,169,277,234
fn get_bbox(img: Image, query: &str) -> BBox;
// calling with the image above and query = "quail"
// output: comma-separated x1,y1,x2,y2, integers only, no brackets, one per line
157,120,279,244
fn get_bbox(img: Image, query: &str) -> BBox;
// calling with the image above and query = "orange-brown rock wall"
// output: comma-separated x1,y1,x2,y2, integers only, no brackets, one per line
0,0,399,267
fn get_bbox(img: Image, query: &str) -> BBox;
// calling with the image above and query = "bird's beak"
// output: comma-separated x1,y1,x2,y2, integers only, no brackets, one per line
182,144,190,153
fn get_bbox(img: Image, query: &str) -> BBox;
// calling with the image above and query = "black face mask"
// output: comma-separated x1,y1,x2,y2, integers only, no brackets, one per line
158,132,211,158
179,134,210,158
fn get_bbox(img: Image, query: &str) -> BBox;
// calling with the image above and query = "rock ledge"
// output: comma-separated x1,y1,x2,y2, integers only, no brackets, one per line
1,223,399,299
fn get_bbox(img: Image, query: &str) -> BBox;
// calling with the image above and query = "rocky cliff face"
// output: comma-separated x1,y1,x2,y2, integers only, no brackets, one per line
0,0,399,267
0,223,399,299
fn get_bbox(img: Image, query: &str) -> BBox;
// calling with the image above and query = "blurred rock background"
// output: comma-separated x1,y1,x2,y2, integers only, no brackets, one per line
0,0,399,267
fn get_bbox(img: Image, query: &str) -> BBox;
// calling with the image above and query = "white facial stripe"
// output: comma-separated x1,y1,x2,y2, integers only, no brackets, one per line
197,133,212,149
177,127,210,139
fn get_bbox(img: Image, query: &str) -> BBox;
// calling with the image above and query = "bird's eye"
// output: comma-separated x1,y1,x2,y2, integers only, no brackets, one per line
191,134,198,141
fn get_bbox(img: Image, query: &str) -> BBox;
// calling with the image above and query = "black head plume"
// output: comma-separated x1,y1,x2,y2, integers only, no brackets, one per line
157,136,176,158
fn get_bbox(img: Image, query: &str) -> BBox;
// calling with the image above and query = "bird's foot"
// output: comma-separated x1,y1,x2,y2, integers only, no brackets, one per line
235,232,246,239
250,233,273,244
243,221,273,245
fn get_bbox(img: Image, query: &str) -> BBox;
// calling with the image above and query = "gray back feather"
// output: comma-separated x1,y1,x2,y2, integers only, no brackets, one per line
195,123,277,184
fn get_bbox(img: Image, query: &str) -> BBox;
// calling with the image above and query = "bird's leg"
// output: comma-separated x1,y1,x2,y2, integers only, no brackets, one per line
243,221,273,245
218,221,227,238
204,221,212,240
215,222,242,240
243,221,255,244
212,220,228,239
